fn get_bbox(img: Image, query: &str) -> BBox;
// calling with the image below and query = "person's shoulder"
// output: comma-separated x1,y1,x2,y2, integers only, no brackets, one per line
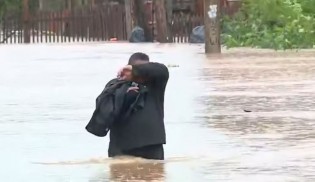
152,62,168,68
153,62,169,79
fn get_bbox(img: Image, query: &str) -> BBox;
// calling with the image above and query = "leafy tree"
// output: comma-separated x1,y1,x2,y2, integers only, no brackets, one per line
222,0,315,49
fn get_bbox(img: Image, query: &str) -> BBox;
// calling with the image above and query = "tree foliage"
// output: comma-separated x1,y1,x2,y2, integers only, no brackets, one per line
0,0,21,16
0,0,87,17
222,0,315,49
0,0,39,17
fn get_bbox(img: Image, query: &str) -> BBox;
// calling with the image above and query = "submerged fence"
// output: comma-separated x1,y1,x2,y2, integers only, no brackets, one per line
1,13,202,44
170,13,203,43
0,5,127,44
0,2,240,44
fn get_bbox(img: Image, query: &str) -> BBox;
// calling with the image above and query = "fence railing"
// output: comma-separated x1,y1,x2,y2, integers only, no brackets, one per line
0,14,23,44
1,4,127,44
0,2,241,44
1,13,202,44
170,13,203,43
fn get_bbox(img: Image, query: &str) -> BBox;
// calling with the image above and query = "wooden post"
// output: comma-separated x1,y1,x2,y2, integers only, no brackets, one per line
23,0,31,43
204,0,221,53
155,0,168,42
124,0,133,39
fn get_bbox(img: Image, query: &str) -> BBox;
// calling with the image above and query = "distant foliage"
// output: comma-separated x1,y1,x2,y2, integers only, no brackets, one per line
0,0,39,17
222,0,315,49
297,0,315,16
0,0,87,17
0,0,21,16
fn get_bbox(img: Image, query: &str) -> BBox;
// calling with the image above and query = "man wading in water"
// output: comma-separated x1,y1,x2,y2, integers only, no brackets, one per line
108,53,169,160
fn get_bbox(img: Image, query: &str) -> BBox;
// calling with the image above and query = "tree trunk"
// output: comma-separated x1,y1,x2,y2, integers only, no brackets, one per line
39,0,44,10
165,0,173,42
155,0,169,42
124,0,133,39
23,0,30,43
134,0,153,42
166,0,172,23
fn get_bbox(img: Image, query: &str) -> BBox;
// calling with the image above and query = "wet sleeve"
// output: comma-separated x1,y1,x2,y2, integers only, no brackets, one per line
132,63,169,83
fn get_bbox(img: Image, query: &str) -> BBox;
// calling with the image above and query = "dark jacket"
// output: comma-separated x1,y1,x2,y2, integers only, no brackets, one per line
109,62,169,151
86,79,146,137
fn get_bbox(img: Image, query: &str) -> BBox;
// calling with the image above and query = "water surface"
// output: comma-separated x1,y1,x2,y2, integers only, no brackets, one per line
1,44,315,182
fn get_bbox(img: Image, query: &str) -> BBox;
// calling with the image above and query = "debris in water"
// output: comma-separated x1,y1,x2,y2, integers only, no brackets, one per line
243,109,252,113
167,64,179,68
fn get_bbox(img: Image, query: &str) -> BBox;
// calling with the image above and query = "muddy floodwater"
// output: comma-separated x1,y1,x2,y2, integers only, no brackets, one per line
1,43,315,182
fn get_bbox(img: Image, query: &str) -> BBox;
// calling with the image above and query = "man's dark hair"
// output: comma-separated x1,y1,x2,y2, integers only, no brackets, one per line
128,52,150,65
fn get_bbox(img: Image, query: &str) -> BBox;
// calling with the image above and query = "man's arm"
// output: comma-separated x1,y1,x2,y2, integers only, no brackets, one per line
125,63,169,84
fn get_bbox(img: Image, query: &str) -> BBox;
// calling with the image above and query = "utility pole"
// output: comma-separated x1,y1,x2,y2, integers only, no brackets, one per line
155,0,168,42
23,0,30,43
124,0,133,39
204,0,221,53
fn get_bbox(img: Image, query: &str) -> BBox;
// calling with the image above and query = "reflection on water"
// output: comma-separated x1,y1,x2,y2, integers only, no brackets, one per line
1,44,315,181
109,161,164,182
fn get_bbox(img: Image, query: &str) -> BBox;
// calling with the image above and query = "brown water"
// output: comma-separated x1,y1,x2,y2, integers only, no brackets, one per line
1,43,315,182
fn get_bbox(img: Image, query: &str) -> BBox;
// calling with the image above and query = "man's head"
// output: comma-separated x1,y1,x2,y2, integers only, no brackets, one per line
128,52,150,65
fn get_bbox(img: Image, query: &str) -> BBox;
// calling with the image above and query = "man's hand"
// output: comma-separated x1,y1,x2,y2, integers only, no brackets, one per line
117,65,133,81
127,86,139,93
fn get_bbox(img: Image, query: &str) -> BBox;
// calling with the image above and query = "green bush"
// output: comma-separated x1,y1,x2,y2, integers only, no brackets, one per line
222,0,315,49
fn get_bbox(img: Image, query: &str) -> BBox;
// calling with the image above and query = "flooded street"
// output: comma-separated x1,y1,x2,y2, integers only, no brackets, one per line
1,43,315,182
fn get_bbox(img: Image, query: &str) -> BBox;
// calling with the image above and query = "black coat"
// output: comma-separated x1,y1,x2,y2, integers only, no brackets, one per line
85,79,127,137
109,62,169,151
86,79,146,137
